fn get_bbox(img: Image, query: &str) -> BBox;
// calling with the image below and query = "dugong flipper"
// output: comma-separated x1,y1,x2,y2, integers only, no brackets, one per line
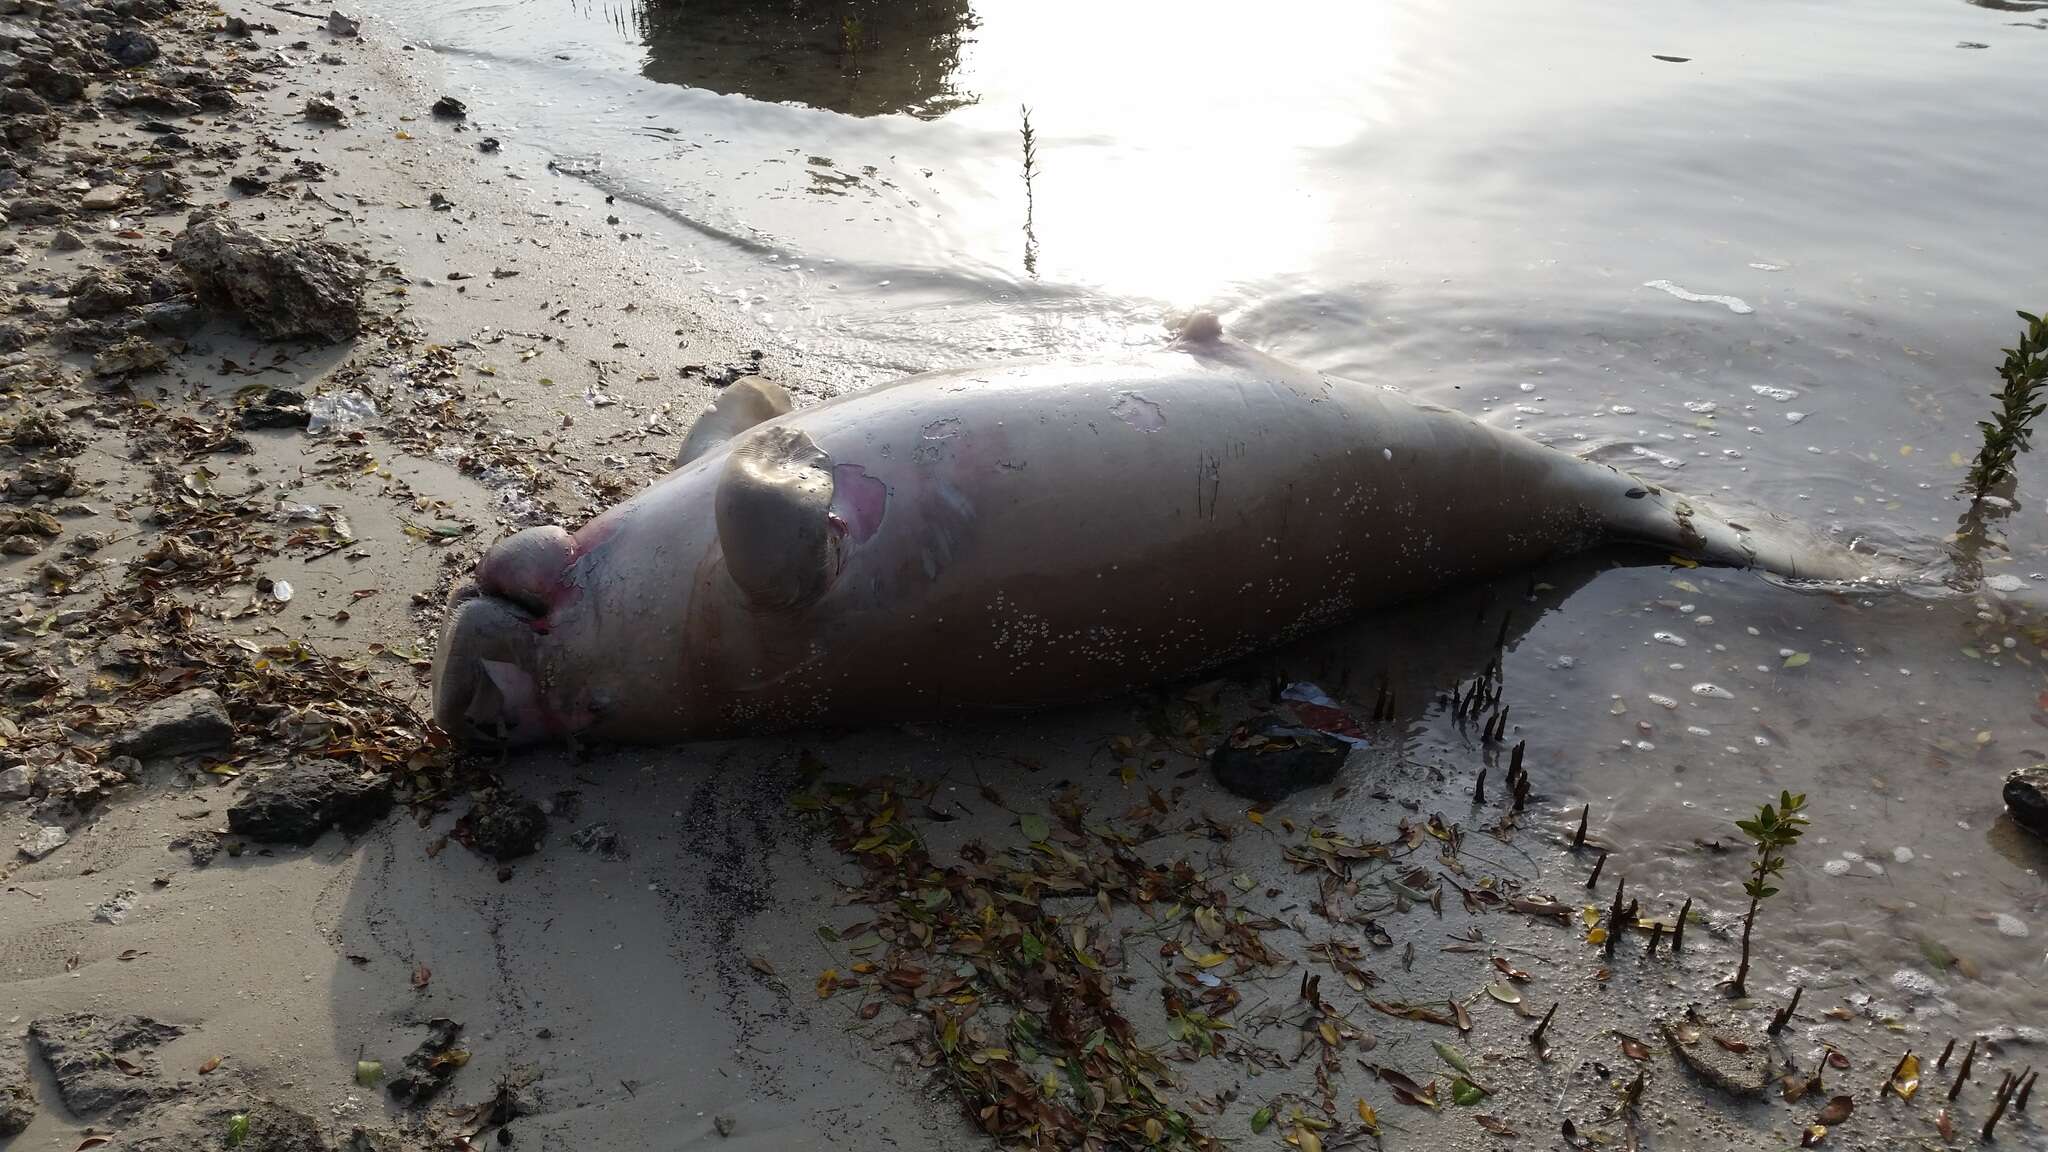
675,376,793,468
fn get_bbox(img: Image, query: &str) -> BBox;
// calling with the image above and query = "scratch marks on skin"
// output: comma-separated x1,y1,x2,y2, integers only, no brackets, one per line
1109,392,1165,433
1195,451,1222,520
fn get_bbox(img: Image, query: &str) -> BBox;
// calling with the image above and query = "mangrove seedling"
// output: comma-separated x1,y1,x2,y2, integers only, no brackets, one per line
1729,790,1808,999
1966,309,2048,499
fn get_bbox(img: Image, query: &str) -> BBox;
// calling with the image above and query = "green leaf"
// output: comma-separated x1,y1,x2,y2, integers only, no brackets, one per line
1782,651,1811,668
1019,813,1049,842
1451,1077,1487,1106
1433,1041,1475,1078
227,1114,250,1147
1251,1106,1274,1133
355,1059,383,1086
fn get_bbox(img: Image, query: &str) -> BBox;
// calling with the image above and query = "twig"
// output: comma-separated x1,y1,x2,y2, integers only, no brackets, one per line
1585,849,1609,890
1767,986,1802,1036
1529,1001,1558,1048
1472,768,1486,805
1571,804,1588,850
1949,1039,1977,1102
1937,1037,1956,1071
1672,897,1692,953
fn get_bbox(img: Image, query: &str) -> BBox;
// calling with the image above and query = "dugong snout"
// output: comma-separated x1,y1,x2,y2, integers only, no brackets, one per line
431,586,557,747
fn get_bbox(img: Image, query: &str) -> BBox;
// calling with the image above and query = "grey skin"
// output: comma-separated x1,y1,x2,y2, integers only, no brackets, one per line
433,321,1875,748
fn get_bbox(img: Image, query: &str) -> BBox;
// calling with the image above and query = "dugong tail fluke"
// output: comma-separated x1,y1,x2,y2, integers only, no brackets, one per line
1600,481,1878,584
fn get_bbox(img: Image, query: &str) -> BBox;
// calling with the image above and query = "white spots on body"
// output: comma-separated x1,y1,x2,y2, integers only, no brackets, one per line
1108,392,1166,432
1652,631,1686,647
1643,279,1754,314
1892,846,1915,863
1996,913,2030,938
1691,683,1734,699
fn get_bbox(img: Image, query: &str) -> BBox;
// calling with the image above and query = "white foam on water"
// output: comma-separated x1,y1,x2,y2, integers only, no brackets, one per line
1644,279,1754,314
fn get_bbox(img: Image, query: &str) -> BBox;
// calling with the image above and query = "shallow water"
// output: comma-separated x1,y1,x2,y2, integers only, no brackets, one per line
361,0,2048,1114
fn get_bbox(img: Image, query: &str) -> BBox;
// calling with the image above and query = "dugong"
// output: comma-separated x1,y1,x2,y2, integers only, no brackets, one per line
433,322,1872,747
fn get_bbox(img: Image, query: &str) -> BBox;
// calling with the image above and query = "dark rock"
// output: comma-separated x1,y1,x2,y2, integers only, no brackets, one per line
2005,763,2048,838
0,1024,31,1136
387,1019,463,1107
135,299,204,336
26,1013,185,1122
26,61,86,102
325,9,360,37
303,95,346,124
478,136,500,153
1209,718,1351,802
237,386,311,429
171,215,368,343
68,268,183,318
569,821,625,860
226,759,395,844
1659,1007,1770,1098
168,830,219,865
1,87,51,116
430,95,465,119
110,687,233,759
230,173,268,195
92,335,169,377
49,227,84,250
457,789,547,860
138,168,187,205
104,27,156,65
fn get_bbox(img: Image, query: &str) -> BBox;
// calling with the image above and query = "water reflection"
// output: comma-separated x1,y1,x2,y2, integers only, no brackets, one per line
627,0,980,117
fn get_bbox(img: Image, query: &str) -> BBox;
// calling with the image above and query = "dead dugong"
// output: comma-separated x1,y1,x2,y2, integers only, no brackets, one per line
433,323,1873,747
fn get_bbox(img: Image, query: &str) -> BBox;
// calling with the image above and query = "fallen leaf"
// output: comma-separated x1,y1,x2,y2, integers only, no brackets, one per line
1476,1114,1518,1136
747,954,777,977
1936,1109,1954,1140
1453,1000,1472,1031
1783,652,1811,668
113,1057,146,1076
411,963,431,990
199,1055,223,1074
1827,1049,1851,1069
1018,813,1049,842
1713,1034,1750,1054
76,1139,111,1151
1433,1042,1475,1077
1816,1095,1853,1125
1355,1098,1379,1131
1293,1125,1324,1152
1889,1052,1921,1100
1451,1077,1487,1105
815,969,840,998
1379,1067,1441,1109
1251,1106,1275,1133
1492,957,1532,982
1487,982,1522,1005
1618,1034,1650,1061
1801,1123,1827,1147
117,949,144,961
355,1060,383,1086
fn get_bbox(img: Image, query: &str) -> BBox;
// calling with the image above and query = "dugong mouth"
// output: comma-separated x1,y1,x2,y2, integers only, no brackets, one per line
431,583,555,747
